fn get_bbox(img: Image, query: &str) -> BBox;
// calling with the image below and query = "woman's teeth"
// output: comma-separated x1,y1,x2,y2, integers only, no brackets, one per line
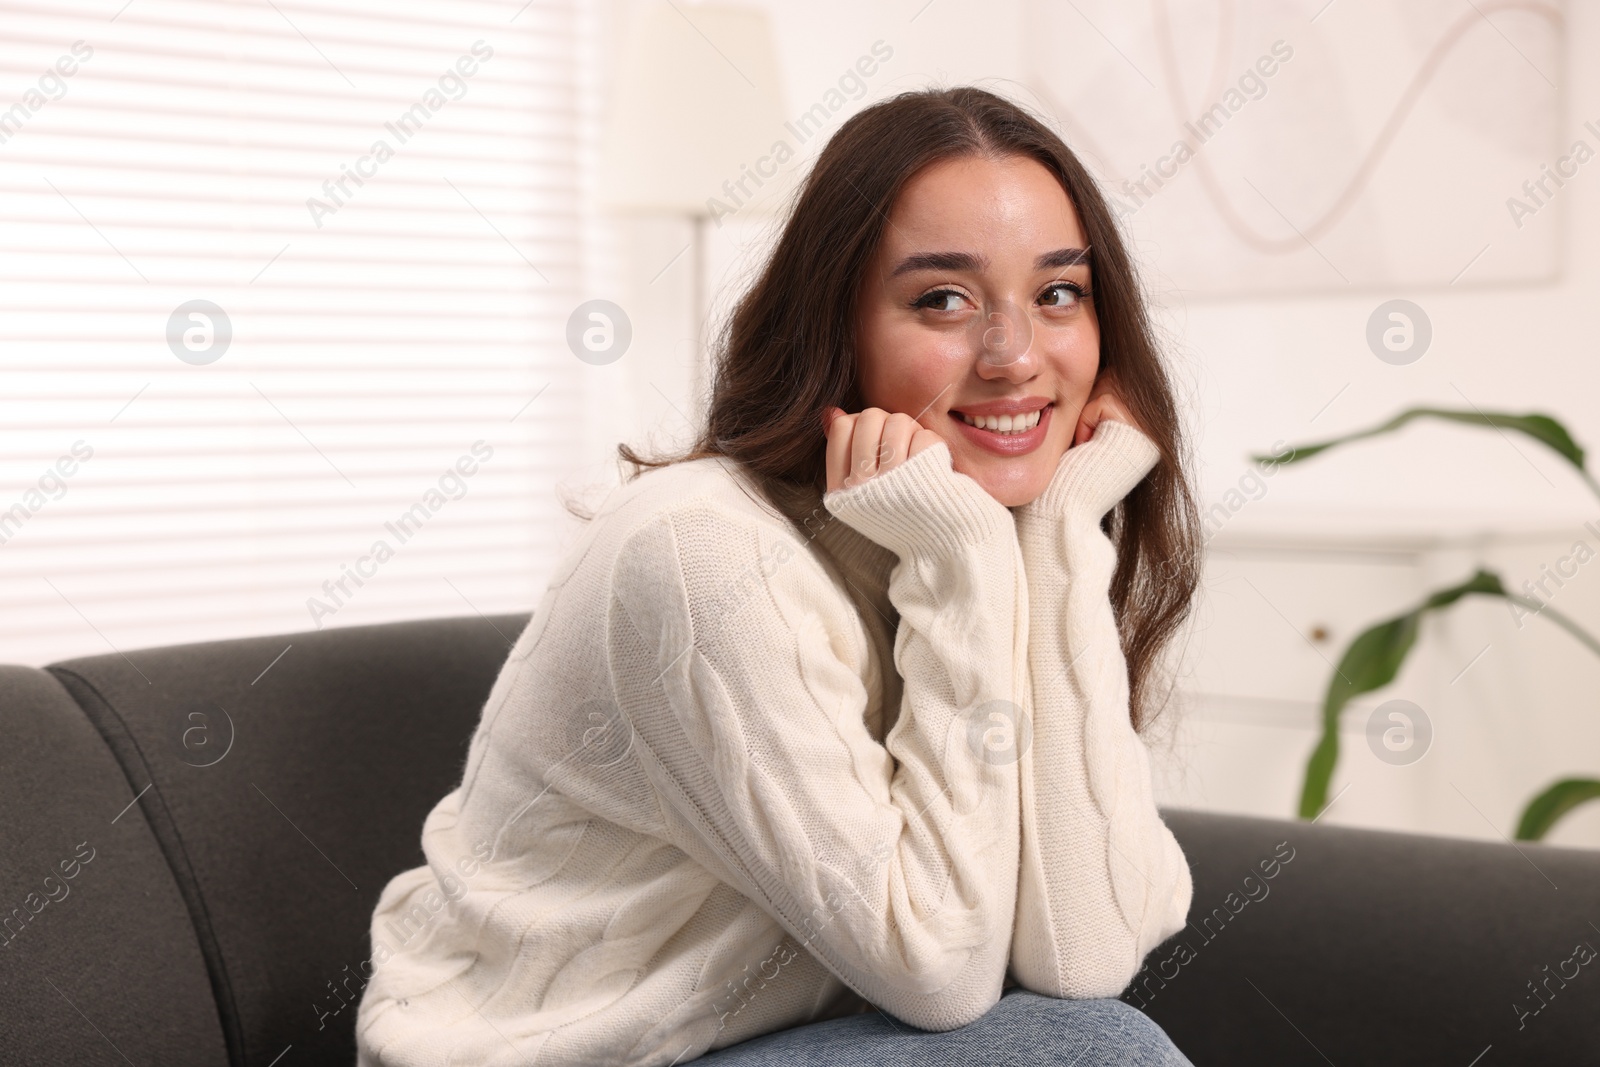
957,408,1043,434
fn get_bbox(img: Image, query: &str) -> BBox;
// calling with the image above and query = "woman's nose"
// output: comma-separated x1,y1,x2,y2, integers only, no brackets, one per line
972,295,1038,379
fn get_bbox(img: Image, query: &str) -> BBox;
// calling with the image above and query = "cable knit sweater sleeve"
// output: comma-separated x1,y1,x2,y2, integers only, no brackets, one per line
606,440,1029,1032
1009,419,1193,998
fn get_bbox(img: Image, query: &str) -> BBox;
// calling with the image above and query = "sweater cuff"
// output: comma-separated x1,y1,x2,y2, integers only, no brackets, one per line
1019,419,1160,528
822,440,1012,558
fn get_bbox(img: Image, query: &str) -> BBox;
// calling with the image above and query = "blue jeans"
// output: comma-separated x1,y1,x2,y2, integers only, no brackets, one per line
695,989,1194,1066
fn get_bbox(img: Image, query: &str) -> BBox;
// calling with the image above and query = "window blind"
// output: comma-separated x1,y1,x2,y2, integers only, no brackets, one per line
0,0,599,666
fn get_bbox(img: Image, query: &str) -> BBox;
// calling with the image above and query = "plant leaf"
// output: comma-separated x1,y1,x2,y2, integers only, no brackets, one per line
1297,569,1506,819
1515,778,1600,841
1252,408,1588,481
1272,407,1600,823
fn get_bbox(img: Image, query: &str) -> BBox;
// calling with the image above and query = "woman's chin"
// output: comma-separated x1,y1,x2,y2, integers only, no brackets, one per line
951,449,1061,508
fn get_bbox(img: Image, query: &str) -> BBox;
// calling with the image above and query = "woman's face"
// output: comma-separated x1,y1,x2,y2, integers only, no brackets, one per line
854,152,1100,507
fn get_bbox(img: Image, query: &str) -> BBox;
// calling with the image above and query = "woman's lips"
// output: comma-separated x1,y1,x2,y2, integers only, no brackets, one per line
948,403,1053,456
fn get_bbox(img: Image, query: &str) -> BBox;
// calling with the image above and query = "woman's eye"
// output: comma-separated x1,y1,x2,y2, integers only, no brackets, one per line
913,289,968,312
1038,282,1086,308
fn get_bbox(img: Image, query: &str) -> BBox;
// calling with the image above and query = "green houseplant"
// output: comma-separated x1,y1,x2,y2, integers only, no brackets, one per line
1251,408,1600,840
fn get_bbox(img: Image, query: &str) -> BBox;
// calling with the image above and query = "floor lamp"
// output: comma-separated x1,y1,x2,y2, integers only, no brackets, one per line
597,2,788,428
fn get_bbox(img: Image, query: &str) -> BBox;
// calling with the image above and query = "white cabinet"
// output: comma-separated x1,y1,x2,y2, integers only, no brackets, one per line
1151,528,1600,850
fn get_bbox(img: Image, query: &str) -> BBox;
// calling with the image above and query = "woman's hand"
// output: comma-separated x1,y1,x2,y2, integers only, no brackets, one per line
821,406,946,493
1073,378,1142,447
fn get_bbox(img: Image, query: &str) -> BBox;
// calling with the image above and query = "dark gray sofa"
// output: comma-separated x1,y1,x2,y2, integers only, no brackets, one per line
3,615,1596,1065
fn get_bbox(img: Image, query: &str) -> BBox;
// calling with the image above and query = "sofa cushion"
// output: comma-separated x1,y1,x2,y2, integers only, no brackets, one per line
48,614,529,1067
0,664,227,1065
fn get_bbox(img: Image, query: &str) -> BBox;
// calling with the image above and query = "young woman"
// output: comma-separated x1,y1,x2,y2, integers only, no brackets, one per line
356,86,1202,1067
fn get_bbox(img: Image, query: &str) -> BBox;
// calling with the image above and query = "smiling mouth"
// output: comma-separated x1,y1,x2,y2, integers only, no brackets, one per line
946,403,1054,456
950,404,1052,435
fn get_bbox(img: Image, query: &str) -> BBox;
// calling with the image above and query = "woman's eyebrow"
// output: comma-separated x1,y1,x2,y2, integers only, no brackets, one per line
890,250,984,277
889,246,1090,277
1036,246,1090,270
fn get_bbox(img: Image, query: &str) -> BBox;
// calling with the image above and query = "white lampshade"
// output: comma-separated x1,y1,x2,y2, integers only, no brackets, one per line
598,2,789,216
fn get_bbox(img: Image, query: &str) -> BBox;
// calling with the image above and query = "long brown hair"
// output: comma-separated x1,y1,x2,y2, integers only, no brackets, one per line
600,85,1200,733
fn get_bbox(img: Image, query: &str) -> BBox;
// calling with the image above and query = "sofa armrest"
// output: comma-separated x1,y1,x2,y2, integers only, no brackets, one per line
0,665,227,1065
47,613,527,1067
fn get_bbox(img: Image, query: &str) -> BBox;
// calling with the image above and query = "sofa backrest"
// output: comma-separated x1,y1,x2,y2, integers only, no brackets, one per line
1146,807,1600,1065
41,614,529,1067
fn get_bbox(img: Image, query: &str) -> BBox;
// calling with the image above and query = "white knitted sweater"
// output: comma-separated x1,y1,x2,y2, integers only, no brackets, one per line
354,419,1192,1067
